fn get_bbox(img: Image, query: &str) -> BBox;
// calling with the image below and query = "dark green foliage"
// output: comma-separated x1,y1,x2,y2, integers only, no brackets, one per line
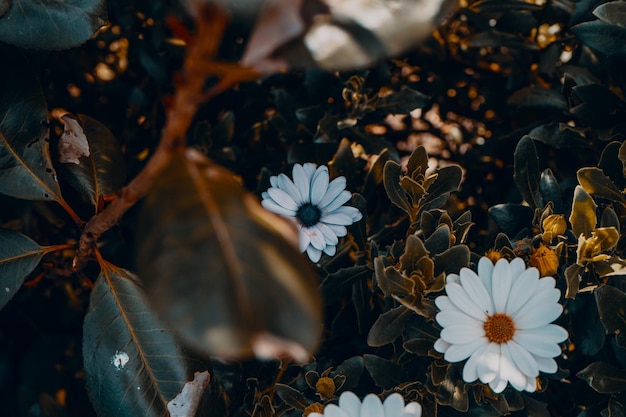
4,0,626,416
0,0,107,49
83,264,198,417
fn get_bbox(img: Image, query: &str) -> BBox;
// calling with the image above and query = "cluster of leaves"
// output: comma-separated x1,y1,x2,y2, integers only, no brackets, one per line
3,0,626,417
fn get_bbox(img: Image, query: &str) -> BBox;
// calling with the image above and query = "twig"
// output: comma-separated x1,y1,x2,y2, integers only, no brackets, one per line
72,5,260,271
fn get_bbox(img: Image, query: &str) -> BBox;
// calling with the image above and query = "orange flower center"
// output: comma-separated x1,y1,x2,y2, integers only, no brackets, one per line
484,313,515,343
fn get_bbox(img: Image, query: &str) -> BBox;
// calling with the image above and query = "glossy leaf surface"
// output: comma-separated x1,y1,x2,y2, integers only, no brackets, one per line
0,0,107,49
136,150,322,361
83,263,198,417
569,185,597,238
0,228,46,310
577,362,626,393
0,49,62,201
59,114,126,208
595,285,626,347
577,167,626,204
514,136,542,208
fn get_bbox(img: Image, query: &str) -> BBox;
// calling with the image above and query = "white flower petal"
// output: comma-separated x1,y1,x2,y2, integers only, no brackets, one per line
506,340,539,377
309,227,327,250
323,244,337,256
505,267,539,317
361,394,384,417
440,324,483,345
500,343,527,391
444,336,488,362
261,199,297,217
276,173,303,204
460,267,494,315
462,348,483,382
321,212,354,226
302,162,317,178
513,327,563,358
338,392,361,417
383,393,404,417
446,273,460,285
330,205,362,222
514,301,563,330
270,176,279,188
445,283,487,321
306,246,322,262
510,258,526,281
477,257,494,296
436,309,483,328
319,177,347,207
317,222,340,246
489,373,508,393
476,342,500,383
435,295,459,313
299,228,311,252
524,376,537,392
325,223,347,237
310,166,330,205
292,164,311,203
322,190,352,213
402,402,422,417
308,413,324,417
492,258,512,313
267,188,299,211
433,338,451,353
534,355,558,373
322,404,350,417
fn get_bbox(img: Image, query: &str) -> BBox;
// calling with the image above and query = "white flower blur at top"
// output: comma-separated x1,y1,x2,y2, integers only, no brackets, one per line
434,257,568,393
261,163,362,262
309,391,422,417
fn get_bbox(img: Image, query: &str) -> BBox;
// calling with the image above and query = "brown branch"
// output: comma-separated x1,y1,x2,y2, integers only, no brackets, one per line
72,5,260,271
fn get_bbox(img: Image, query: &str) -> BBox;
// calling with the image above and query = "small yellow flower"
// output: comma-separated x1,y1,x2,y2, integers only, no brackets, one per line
484,249,502,264
542,214,567,243
316,377,336,400
529,244,559,276
576,227,619,266
304,403,325,417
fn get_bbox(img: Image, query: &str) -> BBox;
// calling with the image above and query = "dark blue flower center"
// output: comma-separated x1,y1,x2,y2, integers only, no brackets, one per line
296,203,322,227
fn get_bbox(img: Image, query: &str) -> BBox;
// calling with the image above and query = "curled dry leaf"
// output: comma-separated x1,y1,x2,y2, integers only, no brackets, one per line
59,115,90,164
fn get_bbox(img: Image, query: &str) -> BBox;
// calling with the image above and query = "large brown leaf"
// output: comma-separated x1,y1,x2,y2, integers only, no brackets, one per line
136,149,322,361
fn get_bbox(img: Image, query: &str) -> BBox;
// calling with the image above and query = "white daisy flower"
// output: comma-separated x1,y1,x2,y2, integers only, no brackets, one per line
434,257,568,393
309,391,422,417
261,163,362,262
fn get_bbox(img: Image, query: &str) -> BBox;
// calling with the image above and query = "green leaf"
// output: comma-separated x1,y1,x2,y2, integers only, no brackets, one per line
539,169,563,213
619,141,626,178
577,362,626,393
275,384,311,409
136,150,322,361
406,146,429,179
507,86,567,111
572,20,626,57
422,165,462,211
59,114,126,209
565,264,583,299
433,245,470,277
424,224,451,256
0,228,46,310
332,356,364,391
363,354,407,389
514,136,542,208
383,160,412,215
367,306,409,347
0,49,62,202
593,1,626,29
577,167,626,204
0,0,107,50
83,263,201,417
489,203,534,237
569,185,597,238
595,285,626,347
376,88,429,114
